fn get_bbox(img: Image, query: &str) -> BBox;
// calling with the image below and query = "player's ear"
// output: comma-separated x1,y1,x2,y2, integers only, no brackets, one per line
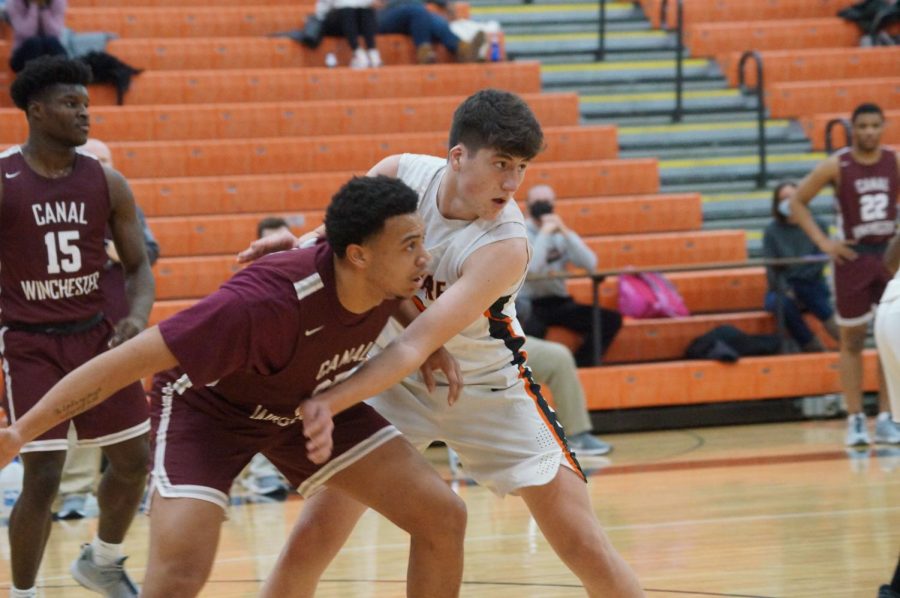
344,243,368,269
448,145,463,170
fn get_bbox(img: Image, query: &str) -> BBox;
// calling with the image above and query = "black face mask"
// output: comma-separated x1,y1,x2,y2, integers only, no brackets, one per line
529,200,554,220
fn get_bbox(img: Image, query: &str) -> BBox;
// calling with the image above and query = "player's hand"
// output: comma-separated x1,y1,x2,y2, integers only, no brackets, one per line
0,428,24,470
236,229,299,264
298,399,334,464
419,347,463,406
821,238,858,265
109,316,145,348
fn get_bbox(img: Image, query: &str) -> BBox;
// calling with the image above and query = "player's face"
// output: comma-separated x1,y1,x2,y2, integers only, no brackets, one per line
365,213,430,299
452,145,530,220
33,84,90,147
852,113,884,153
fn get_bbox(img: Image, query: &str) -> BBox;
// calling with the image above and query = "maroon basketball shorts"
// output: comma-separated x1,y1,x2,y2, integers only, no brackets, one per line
833,252,892,325
148,373,401,511
0,320,149,452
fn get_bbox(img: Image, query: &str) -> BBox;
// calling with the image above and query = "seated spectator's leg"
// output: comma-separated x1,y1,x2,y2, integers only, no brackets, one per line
321,9,344,37
377,5,436,63
425,10,463,53
765,290,817,350
39,35,67,59
358,7,378,50
793,278,839,341
542,299,620,367
9,36,59,72
525,336,592,437
337,7,361,50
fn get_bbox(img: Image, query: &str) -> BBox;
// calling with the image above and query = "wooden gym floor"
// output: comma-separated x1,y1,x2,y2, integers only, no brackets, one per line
2,419,898,597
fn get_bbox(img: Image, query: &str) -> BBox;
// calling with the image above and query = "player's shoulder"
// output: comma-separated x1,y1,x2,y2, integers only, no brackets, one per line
239,243,326,299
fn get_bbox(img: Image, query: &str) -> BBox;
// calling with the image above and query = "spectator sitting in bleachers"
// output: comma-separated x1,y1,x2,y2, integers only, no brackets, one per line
7,0,67,73
316,0,382,68
521,184,622,367
762,180,839,353
376,0,484,64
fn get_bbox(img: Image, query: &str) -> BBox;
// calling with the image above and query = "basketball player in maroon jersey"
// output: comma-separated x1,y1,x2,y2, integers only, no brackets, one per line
0,175,466,598
0,57,154,597
789,102,900,447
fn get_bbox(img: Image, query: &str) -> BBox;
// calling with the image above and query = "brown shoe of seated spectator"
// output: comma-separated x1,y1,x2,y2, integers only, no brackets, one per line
456,31,486,62
417,43,437,64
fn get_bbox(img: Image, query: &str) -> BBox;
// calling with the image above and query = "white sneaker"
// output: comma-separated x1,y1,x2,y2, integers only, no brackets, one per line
324,52,338,68
875,412,900,445
350,48,369,69
366,48,382,68
70,544,138,598
845,413,871,447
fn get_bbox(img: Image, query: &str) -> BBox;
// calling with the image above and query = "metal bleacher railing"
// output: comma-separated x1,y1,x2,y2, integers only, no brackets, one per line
737,50,768,188
526,255,830,366
825,118,852,154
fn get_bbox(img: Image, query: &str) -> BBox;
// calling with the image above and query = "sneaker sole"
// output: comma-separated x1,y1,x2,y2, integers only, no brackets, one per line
70,562,105,594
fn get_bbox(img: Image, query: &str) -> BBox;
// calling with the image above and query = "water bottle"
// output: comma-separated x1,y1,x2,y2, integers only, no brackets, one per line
0,458,23,518
488,32,502,62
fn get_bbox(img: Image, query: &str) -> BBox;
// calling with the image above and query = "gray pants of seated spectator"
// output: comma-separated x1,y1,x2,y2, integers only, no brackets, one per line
524,336,592,437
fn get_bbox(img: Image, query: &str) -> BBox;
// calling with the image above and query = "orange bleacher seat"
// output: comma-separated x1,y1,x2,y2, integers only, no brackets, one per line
528,193,702,237
801,109,900,151
105,128,617,179
131,159,660,217
767,77,900,119
153,256,241,300
579,350,878,410
718,46,900,89
70,0,471,16
73,0,309,5
641,0,855,29
565,267,767,314
583,230,747,269
546,310,775,364
684,18,859,58
107,38,304,71
148,299,196,325
33,62,543,108
66,6,310,38
0,93,581,145
148,212,324,257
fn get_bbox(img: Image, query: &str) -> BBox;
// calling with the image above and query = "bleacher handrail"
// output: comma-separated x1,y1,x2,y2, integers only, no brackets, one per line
824,118,851,155
660,0,685,122
596,0,609,61
738,50,768,188
526,255,829,365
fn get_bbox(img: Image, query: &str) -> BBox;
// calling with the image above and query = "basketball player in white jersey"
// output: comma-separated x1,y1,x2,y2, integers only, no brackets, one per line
241,89,644,597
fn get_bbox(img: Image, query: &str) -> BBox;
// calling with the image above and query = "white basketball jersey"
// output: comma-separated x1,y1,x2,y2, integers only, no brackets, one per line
376,153,531,389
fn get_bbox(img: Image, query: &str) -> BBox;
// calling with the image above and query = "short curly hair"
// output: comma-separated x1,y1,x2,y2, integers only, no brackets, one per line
448,89,544,160
10,56,92,112
325,176,419,258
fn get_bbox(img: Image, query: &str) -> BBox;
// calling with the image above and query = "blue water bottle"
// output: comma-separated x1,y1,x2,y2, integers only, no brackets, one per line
488,32,502,62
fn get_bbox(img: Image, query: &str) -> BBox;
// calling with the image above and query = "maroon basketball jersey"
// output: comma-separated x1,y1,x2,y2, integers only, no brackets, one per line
157,241,400,420
835,146,899,245
0,147,110,324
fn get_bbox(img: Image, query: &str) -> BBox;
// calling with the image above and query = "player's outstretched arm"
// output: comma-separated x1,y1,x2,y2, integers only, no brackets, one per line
310,237,528,416
0,327,178,468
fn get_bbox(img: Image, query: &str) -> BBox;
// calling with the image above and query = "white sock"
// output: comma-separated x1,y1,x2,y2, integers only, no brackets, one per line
91,537,124,567
10,587,36,598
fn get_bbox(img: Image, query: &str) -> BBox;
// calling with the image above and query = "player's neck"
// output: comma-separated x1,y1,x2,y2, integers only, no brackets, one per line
436,171,478,222
851,145,881,165
332,256,381,314
21,138,77,179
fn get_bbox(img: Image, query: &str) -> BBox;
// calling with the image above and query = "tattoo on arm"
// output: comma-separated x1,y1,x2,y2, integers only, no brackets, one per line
53,388,103,419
